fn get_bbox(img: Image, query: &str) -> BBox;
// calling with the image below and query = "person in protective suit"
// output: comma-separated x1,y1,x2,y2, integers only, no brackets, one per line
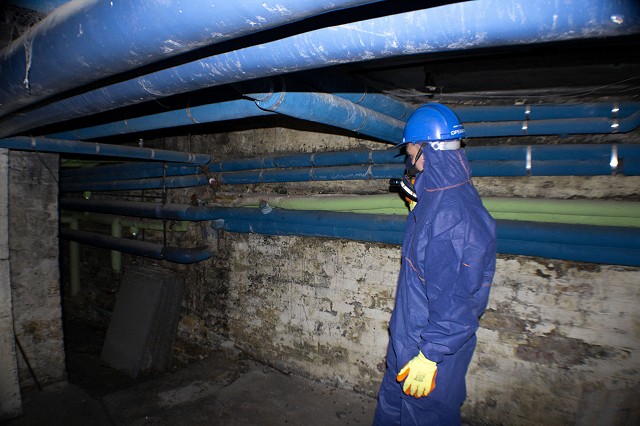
374,103,496,425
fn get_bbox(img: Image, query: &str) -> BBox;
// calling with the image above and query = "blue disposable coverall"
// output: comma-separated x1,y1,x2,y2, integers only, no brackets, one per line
374,144,496,425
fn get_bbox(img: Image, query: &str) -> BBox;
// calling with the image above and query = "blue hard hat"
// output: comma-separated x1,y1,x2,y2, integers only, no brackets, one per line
398,103,465,146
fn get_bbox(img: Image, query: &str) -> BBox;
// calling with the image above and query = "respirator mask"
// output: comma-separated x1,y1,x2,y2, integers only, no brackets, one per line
395,144,424,202
389,146,423,201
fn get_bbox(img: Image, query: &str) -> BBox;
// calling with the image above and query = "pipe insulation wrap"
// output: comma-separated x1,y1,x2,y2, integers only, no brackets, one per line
62,163,202,183
2,0,638,137
237,78,405,142
0,0,384,117
455,103,640,122
51,99,274,141
58,198,640,266
48,100,640,142
0,136,211,164
59,228,212,264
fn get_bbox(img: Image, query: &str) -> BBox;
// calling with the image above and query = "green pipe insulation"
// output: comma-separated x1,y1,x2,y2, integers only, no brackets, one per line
212,195,640,228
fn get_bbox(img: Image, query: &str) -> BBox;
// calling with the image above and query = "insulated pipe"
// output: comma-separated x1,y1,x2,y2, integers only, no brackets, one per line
50,99,273,141
58,198,640,266
294,70,416,120
61,212,190,271
111,218,122,272
59,215,80,296
59,197,640,233
62,173,210,192
2,0,638,137
455,103,640,122
59,228,212,264
60,154,640,192
209,195,640,228
62,163,201,183
464,112,640,137
60,164,404,192
60,143,633,178
236,77,405,142
0,136,211,164
50,100,640,142
0,0,383,117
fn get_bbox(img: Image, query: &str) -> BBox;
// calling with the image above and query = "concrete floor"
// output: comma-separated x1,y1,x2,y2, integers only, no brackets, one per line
5,321,377,426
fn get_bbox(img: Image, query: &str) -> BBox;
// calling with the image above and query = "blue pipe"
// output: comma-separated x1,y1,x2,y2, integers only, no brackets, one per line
60,228,212,264
2,0,638,137
59,198,640,266
236,77,405,142
175,149,394,174
0,136,211,164
50,99,273,141
62,162,201,182
62,174,210,192
0,0,382,117
455,103,640,122
61,164,408,191
294,70,416,120
464,112,640,137
50,101,640,142
59,144,640,192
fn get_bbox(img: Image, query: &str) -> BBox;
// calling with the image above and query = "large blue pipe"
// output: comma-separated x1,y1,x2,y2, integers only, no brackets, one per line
0,136,211,164
59,198,640,266
295,70,416,121
50,99,273,141
60,228,212,264
49,100,640,143
455,103,640,122
2,0,638,137
237,77,405,142
0,0,382,117
62,174,210,192
62,162,201,182
464,112,640,137
59,144,640,192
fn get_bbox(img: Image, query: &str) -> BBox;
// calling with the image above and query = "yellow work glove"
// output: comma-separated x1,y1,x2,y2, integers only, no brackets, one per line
396,352,438,398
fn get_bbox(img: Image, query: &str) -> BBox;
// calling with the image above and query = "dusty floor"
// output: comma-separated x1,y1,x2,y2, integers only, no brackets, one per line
5,320,376,426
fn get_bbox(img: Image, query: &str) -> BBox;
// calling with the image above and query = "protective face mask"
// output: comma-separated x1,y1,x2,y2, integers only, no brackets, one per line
400,145,424,202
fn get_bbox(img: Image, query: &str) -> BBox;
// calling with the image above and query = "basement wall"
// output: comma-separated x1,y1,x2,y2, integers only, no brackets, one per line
8,151,65,392
62,121,640,425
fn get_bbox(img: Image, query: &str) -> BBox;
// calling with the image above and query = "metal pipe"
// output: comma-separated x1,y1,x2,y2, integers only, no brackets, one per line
0,0,383,117
0,136,211,164
2,0,638,137
59,228,212,264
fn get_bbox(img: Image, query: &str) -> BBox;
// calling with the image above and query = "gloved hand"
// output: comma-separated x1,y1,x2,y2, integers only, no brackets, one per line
396,352,438,398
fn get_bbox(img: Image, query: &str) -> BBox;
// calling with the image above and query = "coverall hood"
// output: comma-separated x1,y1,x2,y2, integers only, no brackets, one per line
421,143,471,193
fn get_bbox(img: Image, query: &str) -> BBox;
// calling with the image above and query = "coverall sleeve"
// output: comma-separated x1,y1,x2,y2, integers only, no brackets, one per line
417,208,494,363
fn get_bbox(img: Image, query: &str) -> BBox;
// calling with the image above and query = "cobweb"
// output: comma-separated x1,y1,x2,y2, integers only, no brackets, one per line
0,4,46,48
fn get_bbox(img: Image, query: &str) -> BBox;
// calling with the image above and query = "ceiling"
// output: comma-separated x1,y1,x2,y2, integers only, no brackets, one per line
1,0,640,143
